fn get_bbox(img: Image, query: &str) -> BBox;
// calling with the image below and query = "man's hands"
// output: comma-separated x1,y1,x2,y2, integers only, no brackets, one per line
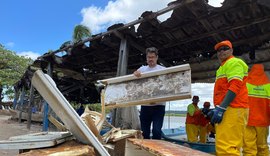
201,108,209,116
133,70,142,77
207,106,226,124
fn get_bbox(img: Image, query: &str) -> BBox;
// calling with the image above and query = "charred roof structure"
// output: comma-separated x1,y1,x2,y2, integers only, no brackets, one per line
16,0,270,103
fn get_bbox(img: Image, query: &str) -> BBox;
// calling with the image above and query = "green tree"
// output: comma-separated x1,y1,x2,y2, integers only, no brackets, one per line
59,25,91,51
0,45,32,102
72,24,91,43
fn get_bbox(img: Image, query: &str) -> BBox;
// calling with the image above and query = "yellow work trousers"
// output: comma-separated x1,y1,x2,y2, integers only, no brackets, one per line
215,107,248,156
186,124,199,142
243,126,269,156
207,124,215,134
199,125,208,143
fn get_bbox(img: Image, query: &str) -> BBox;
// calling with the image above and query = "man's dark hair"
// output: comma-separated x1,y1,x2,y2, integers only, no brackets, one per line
146,47,158,56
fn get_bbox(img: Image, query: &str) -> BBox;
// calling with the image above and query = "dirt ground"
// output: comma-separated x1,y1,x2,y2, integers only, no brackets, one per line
0,114,42,156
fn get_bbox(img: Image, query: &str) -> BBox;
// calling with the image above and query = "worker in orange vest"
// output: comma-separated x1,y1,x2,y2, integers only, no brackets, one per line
198,101,211,143
185,95,201,142
208,40,249,155
242,64,270,155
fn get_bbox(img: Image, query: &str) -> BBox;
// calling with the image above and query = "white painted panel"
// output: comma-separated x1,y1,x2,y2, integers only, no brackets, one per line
101,64,192,108
31,70,110,156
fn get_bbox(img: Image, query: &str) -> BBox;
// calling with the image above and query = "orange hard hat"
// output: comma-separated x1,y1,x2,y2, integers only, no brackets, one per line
214,40,232,50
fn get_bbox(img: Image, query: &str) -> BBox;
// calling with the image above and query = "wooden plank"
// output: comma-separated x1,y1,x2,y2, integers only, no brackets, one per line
126,138,212,156
31,70,110,156
19,140,95,156
48,115,67,131
96,89,106,131
84,115,103,143
27,85,34,129
100,64,191,108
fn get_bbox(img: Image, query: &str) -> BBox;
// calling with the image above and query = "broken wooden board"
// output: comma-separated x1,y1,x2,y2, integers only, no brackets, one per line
100,64,191,108
31,70,110,156
125,138,212,156
0,131,73,150
19,140,95,156
48,115,67,131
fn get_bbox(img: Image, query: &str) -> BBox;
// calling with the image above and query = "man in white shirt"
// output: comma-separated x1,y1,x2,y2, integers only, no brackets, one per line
134,47,166,139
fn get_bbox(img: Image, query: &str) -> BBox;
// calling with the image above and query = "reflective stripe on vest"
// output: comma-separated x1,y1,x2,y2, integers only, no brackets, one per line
216,57,248,82
247,83,270,99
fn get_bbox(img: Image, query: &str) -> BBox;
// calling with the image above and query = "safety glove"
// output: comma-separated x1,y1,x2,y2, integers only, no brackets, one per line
207,90,236,124
207,106,226,124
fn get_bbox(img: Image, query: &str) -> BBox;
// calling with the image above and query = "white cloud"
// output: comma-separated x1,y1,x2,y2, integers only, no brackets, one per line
208,0,224,7
81,0,225,34
17,51,40,60
5,42,15,48
80,0,174,34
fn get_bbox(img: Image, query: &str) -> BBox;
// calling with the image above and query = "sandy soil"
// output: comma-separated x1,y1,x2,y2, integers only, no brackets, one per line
0,115,42,156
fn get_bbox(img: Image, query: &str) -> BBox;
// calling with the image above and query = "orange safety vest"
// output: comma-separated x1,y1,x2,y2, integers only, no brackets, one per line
186,103,201,124
214,56,249,108
246,64,270,126
198,114,210,127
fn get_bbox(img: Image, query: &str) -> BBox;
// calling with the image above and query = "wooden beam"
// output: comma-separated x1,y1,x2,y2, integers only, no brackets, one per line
117,37,129,76
48,115,67,131
185,3,222,42
163,16,270,48
27,85,34,129
18,87,25,123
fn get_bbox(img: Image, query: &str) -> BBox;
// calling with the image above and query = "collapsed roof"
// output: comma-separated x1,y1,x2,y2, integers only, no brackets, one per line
16,0,270,103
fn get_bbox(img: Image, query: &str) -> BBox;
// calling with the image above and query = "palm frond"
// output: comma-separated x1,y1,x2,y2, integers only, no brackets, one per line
72,25,91,43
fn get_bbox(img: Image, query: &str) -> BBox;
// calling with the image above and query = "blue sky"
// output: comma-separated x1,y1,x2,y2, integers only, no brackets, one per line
0,0,109,58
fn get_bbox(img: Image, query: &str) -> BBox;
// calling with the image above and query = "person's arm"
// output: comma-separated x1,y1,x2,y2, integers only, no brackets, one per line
187,104,195,116
208,79,242,124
